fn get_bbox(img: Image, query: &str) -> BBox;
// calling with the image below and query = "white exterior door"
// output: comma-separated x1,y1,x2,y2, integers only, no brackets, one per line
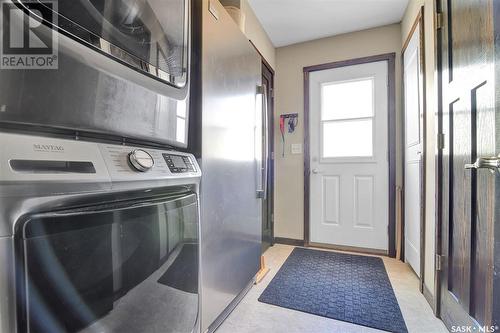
309,61,389,251
403,26,423,277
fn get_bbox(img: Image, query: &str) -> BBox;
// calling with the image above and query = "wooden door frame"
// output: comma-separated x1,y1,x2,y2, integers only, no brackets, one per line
262,59,275,248
303,53,397,257
401,6,427,293
434,0,443,318
494,2,500,327
250,40,276,248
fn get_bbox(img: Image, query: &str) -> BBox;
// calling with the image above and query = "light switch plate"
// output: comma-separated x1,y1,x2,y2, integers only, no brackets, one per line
291,143,302,155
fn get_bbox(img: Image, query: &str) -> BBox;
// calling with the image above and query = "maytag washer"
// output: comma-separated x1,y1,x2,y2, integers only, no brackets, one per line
0,132,201,333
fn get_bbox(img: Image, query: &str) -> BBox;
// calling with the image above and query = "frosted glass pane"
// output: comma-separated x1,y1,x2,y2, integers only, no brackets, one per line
321,78,374,120
323,119,373,157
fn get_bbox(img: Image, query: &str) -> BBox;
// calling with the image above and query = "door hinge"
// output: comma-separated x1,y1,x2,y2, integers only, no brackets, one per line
436,254,445,271
437,133,445,150
270,88,275,98
271,151,275,160
271,213,274,222
436,12,444,30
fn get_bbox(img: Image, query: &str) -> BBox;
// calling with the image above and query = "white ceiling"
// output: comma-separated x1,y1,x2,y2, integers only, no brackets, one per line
246,0,409,47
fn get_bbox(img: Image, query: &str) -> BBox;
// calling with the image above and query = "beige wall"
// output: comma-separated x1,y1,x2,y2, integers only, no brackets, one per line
401,0,437,298
239,0,276,69
273,24,403,241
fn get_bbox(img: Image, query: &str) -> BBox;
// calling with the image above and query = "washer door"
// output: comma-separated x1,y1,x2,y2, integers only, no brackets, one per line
17,192,199,333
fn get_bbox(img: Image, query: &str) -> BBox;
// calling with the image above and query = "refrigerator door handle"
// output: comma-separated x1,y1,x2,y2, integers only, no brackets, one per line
256,84,269,199
262,84,270,200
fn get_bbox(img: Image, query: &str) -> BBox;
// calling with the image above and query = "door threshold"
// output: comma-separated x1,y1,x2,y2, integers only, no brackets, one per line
307,242,388,257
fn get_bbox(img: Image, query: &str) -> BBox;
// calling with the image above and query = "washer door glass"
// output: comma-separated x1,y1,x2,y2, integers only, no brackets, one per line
33,0,188,86
18,192,199,333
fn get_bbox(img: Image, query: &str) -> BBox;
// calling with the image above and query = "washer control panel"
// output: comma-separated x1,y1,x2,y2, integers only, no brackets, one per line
99,144,200,181
163,154,196,173
0,132,200,184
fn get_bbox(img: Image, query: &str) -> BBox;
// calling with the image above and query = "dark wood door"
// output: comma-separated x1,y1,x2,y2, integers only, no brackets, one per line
262,62,274,253
438,0,500,329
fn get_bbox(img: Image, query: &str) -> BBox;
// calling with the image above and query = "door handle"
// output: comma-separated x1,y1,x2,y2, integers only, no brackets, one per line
465,156,500,174
312,169,322,174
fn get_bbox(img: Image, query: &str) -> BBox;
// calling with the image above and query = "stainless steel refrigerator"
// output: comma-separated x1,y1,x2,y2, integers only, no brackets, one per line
196,0,266,332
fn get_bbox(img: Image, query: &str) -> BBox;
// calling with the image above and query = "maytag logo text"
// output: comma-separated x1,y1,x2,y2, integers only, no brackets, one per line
33,144,64,153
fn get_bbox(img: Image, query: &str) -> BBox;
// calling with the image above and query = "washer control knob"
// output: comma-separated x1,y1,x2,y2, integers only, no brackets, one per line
128,149,154,172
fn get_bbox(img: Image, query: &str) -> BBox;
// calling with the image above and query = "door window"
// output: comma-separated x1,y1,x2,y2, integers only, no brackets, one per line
320,78,375,158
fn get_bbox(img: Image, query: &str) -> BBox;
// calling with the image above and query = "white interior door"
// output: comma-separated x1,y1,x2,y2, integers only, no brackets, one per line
309,61,389,251
403,25,422,277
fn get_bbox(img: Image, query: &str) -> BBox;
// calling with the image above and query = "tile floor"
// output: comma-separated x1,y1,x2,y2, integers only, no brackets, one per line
217,244,448,333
